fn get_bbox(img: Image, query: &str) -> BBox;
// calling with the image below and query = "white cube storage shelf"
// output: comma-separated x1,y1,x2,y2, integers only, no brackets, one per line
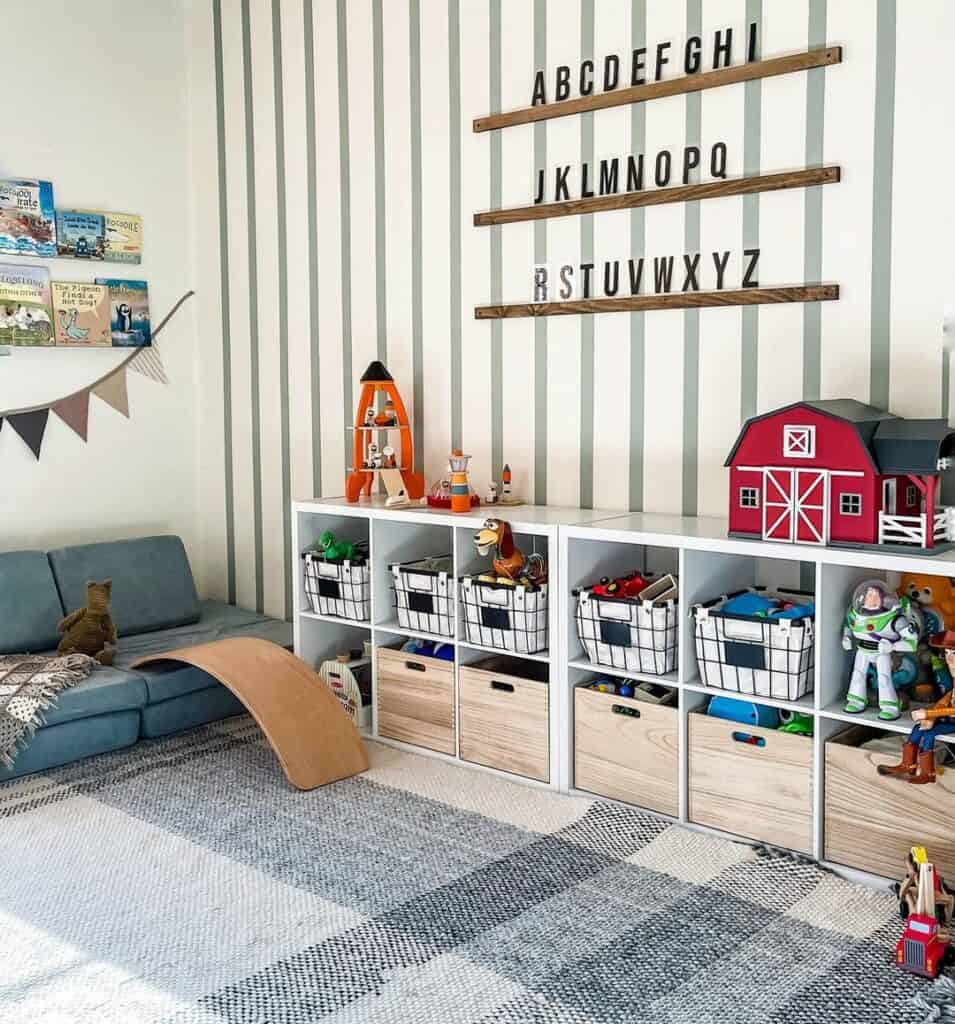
294,498,955,884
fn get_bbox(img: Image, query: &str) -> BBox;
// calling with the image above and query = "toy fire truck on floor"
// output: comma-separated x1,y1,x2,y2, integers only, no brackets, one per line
346,361,425,504
725,400,955,552
894,847,954,978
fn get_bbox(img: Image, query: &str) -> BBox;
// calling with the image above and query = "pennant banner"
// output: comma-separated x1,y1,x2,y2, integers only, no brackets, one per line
8,409,49,460
128,339,168,384
92,367,130,418
0,290,190,461
52,390,91,441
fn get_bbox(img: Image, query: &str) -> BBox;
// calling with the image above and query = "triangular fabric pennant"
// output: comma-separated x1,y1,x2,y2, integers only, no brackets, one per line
128,340,168,384
92,368,130,418
52,390,91,441
8,409,49,460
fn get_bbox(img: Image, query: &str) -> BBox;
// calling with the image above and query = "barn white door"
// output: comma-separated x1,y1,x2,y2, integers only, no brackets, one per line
761,468,828,544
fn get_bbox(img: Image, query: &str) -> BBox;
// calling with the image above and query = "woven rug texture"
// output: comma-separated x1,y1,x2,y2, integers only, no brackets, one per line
0,716,946,1024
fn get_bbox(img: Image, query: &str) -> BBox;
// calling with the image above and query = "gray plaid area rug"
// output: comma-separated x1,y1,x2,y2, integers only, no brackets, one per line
0,716,948,1024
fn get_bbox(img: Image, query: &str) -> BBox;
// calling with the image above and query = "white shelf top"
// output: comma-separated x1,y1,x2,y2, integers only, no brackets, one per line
567,659,679,687
681,678,815,714
294,495,621,534
460,640,550,664
568,510,955,574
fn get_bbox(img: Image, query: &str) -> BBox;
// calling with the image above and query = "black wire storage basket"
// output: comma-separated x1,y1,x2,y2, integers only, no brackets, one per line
459,577,549,655
575,587,678,675
390,555,454,637
302,552,371,621
691,587,815,701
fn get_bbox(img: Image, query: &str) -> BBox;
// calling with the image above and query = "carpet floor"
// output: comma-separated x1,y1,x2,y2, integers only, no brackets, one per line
0,716,947,1024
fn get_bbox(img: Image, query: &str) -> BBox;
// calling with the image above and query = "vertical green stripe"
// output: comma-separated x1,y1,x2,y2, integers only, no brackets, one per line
682,0,701,517
212,0,236,604
449,0,462,449
740,0,761,423
490,0,503,482
578,0,595,509
870,0,895,410
943,347,951,422
271,0,292,620
240,0,264,613
410,0,424,462
372,0,387,364
533,0,547,505
303,0,322,496
802,0,827,401
628,0,646,512
337,0,353,466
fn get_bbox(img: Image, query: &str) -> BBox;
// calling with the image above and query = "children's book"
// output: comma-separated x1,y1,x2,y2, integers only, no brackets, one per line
0,263,53,346
51,282,111,346
0,179,56,258
56,210,107,259
103,212,142,264
95,277,151,347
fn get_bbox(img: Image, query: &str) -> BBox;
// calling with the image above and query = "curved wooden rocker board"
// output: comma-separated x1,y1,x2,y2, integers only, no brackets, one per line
132,637,369,790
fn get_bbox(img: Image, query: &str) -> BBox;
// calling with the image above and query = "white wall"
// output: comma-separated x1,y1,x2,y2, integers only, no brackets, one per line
0,1,201,580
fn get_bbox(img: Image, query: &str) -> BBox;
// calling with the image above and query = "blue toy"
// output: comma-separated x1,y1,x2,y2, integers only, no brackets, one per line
618,680,635,698
706,695,779,729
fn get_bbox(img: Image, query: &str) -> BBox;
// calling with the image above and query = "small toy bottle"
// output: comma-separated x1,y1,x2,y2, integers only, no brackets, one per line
449,449,472,513
502,463,512,499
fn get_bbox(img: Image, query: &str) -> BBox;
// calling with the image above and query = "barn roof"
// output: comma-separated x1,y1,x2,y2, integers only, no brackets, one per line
871,419,955,475
724,400,955,475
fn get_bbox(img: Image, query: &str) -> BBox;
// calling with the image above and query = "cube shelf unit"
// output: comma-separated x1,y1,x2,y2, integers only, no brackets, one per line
563,512,955,883
293,497,955,884
292,497,615,789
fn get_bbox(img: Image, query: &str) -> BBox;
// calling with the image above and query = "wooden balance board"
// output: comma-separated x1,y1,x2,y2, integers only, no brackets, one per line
132,637,369,790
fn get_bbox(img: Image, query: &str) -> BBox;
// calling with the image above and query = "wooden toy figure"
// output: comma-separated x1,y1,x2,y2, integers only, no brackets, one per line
449,449,472,513
878,630,955,784
842,579,921,721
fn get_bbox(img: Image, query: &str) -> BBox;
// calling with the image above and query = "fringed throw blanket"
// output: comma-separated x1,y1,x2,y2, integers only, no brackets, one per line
0,653,96,767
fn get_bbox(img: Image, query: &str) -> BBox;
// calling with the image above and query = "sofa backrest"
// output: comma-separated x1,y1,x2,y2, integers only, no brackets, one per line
0,550,65,653
48,535,200,637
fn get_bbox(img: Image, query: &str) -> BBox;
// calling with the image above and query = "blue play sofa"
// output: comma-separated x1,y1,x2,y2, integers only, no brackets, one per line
0,535,292,781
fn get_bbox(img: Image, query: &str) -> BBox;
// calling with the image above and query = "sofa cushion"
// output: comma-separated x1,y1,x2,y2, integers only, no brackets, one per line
41,666,148,728
112,600,293,703
48,536,200,637
0,710,140,781
0,550,64,654
139,687,245,738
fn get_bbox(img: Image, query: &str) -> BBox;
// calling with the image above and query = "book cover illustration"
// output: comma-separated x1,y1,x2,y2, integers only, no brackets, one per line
103,212,142,264
56,210,106,259
0,179,57,258
51,281,111,346
0,263,53,345
96,278,151,346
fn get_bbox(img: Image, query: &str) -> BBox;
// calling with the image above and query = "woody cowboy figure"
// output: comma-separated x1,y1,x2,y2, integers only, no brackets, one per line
879,631,955,785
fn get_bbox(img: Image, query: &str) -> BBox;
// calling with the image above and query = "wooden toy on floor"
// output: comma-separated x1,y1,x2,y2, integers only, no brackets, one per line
894,847,954,977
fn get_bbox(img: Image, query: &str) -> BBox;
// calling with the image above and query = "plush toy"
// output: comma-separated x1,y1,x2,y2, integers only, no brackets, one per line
57,580,117,666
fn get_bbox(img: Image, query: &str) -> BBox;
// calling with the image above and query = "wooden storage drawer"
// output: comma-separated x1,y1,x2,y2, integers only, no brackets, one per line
826,727,955,880
688,711,813,854
376,646,455,755
459,662,549,782
574,687,678,816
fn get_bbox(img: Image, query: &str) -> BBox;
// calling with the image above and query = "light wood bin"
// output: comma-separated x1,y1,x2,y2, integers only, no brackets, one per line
459,664,549,782
825,727,955,880
377,646,455,755
574,687,678,816
688,711,813,854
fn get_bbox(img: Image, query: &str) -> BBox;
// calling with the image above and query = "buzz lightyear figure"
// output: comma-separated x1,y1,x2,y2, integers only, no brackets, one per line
843,579,921,721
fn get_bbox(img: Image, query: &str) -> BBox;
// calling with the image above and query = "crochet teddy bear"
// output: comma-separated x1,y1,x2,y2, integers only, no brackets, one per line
57,580,117,666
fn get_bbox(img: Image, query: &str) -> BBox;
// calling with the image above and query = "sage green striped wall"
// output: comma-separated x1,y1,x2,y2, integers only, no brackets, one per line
189,0,949,619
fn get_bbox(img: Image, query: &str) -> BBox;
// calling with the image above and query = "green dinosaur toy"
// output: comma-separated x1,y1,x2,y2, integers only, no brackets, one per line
315,530,366,564
57,580,117,666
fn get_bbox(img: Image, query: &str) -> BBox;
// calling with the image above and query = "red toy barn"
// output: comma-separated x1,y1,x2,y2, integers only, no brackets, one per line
725,400,955,550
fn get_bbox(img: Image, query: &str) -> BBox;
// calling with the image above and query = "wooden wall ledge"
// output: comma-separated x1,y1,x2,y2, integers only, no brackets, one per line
474,47,842,133
474,166,840,226
475,285,839,319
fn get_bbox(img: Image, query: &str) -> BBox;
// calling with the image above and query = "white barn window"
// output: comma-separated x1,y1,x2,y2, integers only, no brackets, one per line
840,493,862,516
739,487,759,508
783,424,816,459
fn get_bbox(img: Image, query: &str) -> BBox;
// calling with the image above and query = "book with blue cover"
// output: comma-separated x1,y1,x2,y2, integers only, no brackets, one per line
0,179,56,258
95,277,151,347
56,210,107,259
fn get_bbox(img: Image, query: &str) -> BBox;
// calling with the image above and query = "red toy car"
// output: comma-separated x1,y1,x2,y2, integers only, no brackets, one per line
896,913,949,978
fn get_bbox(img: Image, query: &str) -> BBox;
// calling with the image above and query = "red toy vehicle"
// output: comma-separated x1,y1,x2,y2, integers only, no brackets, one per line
895,855,954,978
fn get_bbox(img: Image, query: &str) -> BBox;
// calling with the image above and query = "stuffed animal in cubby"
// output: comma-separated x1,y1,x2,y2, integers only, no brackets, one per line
57,580,117,666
